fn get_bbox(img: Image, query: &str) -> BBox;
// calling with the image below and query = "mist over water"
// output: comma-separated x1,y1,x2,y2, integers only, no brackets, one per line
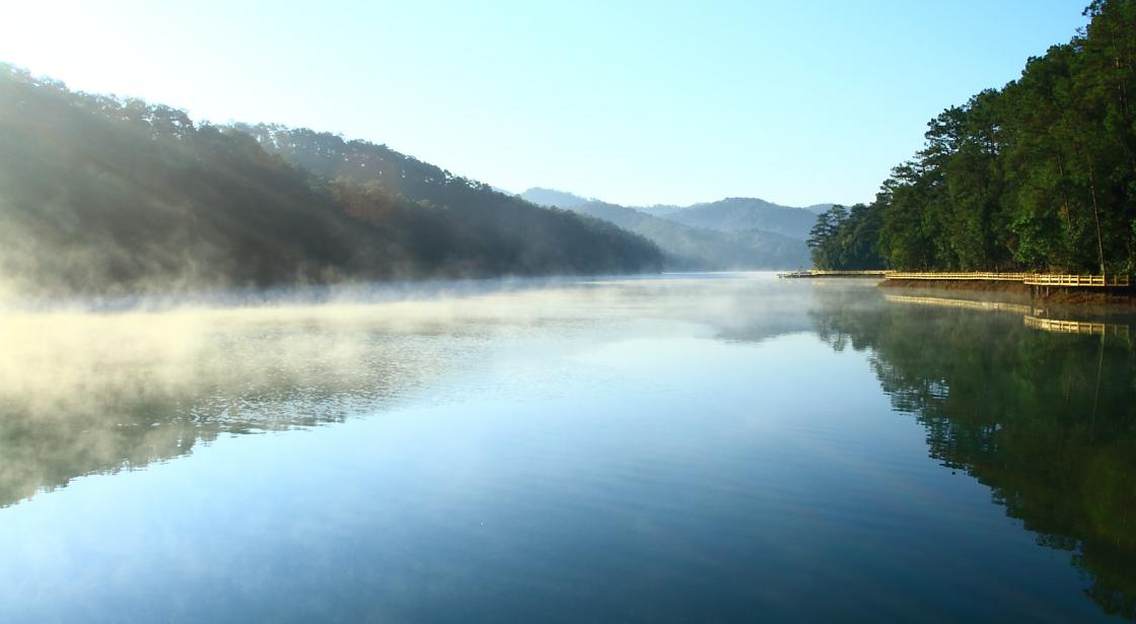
0,273,1133,622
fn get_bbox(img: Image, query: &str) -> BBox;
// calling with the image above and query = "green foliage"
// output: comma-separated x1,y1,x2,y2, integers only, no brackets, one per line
0,65,663,297
816,0,1136,274
806,203,883,269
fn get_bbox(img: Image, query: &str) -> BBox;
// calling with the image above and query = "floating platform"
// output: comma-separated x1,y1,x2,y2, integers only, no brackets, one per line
777,270,892,278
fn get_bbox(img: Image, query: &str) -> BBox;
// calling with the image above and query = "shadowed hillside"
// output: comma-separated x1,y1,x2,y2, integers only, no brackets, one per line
0,65,662,298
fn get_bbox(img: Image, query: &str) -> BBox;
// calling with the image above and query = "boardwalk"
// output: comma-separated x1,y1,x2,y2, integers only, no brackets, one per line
885,271,1028,282
886,271,1131,288
779,269,1131,288
777,270,891,278
1022,274,1130,287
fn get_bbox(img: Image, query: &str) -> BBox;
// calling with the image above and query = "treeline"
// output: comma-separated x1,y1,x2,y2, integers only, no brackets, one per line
806,203,884,270
233,123,667,275
809,0,1136,274
0,64,662,297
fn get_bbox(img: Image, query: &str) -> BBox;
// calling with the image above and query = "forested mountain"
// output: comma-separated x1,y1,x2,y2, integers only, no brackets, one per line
656,197,818,239
809,0,1136,274
0,65,662,297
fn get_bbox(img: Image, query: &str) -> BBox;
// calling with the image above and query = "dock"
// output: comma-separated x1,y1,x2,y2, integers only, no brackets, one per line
777,270,892,278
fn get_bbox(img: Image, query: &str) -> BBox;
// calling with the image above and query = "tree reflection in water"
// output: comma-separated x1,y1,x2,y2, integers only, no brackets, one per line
810,288,1136,620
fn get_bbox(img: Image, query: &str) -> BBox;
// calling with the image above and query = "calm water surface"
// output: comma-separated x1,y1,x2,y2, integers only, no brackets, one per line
0,273,1133,622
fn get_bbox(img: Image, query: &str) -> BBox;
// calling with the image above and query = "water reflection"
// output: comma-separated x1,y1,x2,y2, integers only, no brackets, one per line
2,276,1134,621
0,276,811,509
814,287,1136,620
0,304,483,508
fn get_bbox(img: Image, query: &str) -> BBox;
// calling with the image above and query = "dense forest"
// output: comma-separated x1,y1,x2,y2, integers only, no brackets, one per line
0,65,662,297
809,0,1136,274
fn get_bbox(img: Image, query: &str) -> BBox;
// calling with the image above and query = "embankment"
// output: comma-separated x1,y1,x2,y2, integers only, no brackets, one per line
879,279,1136,311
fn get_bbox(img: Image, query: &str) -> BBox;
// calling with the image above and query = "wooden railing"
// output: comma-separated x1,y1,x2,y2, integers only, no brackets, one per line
884,272,1130,288
886,272,1030,282
1023,274,1130,287
781,270,1131,287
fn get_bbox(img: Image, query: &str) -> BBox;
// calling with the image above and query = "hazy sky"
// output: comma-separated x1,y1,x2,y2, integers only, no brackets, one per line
1,0,1088,207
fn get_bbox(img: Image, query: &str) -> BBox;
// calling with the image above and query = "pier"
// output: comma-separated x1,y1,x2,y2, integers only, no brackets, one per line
776,270,891,278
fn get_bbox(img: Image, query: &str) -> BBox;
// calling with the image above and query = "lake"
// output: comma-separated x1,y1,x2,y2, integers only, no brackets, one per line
0,273,1133,622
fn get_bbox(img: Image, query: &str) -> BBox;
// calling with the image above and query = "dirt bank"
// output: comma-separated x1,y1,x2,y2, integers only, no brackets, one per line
879,279,1136,312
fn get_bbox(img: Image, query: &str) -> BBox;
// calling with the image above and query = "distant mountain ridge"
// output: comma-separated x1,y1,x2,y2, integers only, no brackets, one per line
519,188,817,269
519,187,591,209
653,197,818,240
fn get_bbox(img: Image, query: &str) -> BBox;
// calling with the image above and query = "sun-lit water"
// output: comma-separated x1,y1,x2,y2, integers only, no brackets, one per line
0,273,1133,622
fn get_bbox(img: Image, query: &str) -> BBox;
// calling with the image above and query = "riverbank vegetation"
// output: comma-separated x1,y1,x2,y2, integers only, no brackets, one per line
809,0,1136,275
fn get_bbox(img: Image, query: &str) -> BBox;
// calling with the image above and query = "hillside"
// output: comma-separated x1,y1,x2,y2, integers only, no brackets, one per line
0,65,662,297
654,197,819,239
517,187,590,209
544,200,809,269
521,189,814,269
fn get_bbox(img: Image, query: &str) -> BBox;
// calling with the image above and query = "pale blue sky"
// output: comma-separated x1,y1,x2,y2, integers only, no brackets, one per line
1,1,1088,207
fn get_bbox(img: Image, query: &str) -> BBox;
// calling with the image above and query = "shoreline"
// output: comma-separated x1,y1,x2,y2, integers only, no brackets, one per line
878,278,1136,314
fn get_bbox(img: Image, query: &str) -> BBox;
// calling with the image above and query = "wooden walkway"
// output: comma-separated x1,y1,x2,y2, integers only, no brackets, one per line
1022,274,1130,287
777,270,891,278
780,269,1131,288
886,271,1027,282
885,271,1130,288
